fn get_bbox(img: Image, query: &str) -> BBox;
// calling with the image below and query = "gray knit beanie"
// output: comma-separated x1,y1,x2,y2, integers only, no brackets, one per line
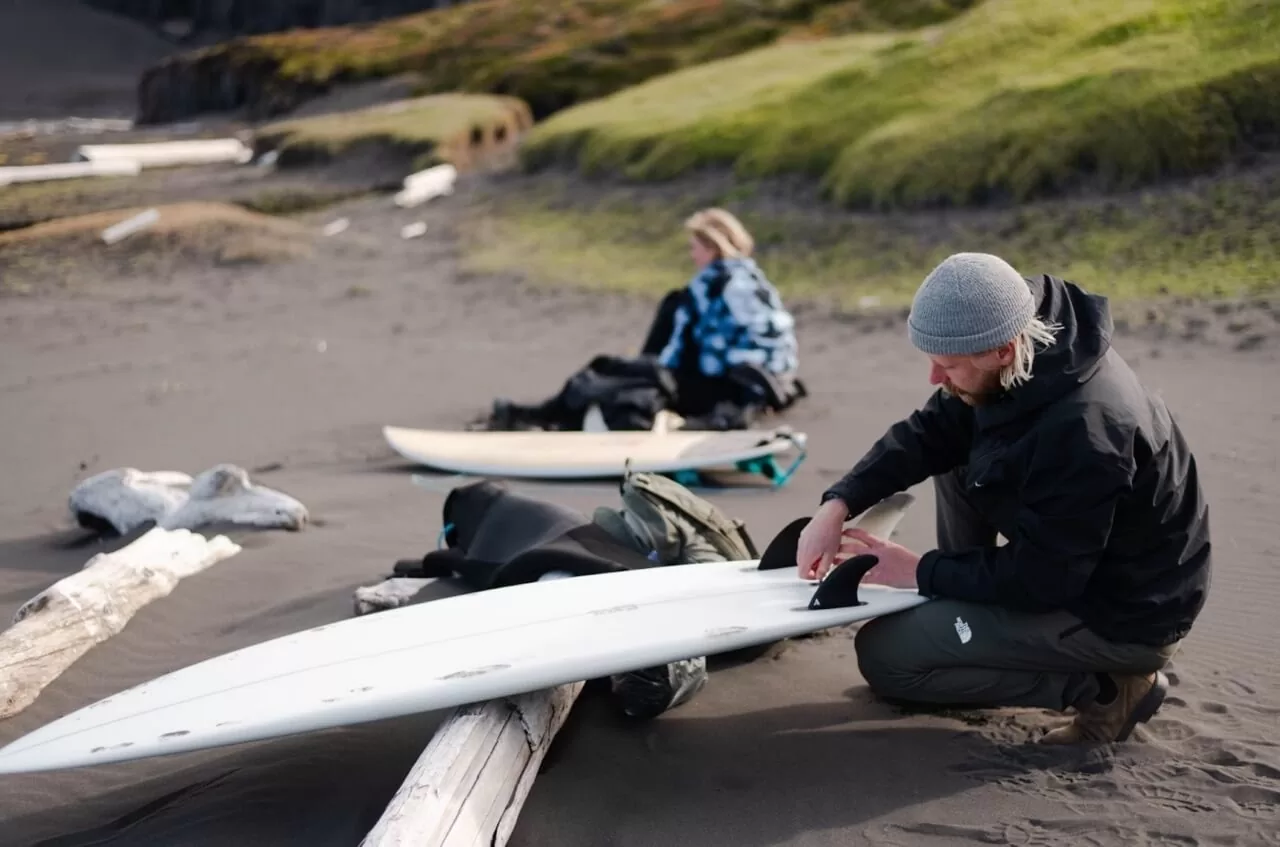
907,252,1035,355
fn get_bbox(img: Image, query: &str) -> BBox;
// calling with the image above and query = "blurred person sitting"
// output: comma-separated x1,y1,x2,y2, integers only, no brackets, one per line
477,207,805,432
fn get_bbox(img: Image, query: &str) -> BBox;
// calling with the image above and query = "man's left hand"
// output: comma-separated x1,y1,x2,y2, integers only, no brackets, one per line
837,527,921,589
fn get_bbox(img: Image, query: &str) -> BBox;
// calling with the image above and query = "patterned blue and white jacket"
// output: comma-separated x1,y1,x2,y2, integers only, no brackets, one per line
658,257,799,378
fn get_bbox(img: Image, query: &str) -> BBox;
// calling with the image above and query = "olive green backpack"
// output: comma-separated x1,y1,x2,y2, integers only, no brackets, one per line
590,467,759,566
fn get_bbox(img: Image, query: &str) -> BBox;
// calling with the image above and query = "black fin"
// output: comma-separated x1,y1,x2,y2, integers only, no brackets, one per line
756,517,811,570
807,554,880,609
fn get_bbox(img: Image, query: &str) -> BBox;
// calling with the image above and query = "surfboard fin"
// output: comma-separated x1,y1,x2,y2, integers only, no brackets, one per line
756,516,883,608
807,554,880,609
755,517,809,570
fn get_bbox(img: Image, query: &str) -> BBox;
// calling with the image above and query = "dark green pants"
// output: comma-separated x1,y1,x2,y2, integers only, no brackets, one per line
854,469,1180,712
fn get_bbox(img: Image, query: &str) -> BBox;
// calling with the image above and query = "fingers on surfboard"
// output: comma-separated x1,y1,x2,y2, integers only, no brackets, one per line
755,491,917,609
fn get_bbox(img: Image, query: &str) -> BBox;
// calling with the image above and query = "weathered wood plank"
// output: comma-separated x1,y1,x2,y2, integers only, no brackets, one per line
356,570,582,847
492,683,583,846
393,163,456,208
360,681,585,847
73,138,253,168
352,576,434,616
0,159,140,186
0,527,241,720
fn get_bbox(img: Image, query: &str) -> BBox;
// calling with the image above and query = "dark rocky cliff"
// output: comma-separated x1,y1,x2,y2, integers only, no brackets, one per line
138,49,314,124
82,0,463,36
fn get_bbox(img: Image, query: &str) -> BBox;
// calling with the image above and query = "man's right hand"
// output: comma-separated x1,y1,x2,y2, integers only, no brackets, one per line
795,498,850,580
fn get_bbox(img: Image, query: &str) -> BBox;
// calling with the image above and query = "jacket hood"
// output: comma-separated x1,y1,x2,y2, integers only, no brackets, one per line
976,274,1114,429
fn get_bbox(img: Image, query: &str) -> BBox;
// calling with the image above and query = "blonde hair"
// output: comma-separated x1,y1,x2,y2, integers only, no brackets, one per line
1000,316,1062,390
685,207,754,259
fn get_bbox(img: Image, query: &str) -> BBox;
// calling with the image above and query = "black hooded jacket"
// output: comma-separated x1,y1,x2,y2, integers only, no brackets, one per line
822,274,1211,647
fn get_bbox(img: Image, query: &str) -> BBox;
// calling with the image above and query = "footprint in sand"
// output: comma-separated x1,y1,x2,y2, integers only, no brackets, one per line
1132,783,1221,815
1249,761,1280,781
867,820,1047,846
867,817,1236,847
1228,784,1280,821
1145,715,1199,742
1208,673,1257,698
1177,734,1280,776
938,661,1280,843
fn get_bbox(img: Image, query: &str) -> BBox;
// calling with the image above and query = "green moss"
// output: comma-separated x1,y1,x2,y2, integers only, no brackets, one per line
818,0,982,30
521,0,1280,209
154,0,980,122
456,165,1280,308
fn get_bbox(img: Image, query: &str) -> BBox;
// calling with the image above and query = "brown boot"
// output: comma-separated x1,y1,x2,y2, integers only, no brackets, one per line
1039,671,1169,744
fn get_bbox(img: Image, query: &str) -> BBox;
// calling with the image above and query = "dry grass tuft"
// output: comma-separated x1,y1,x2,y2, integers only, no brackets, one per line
1,202,314,292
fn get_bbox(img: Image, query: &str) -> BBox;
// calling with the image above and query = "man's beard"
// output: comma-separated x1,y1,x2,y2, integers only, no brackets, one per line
941,376,1004,407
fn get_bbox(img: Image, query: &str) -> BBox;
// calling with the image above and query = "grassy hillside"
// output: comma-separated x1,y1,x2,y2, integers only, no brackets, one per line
521,0,1280,209
459,161,1280,310
138,0,978,123
255,93,532,170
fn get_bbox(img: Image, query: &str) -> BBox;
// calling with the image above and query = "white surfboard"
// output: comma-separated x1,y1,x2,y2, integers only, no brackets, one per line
0,494,924,776
382,425,806,481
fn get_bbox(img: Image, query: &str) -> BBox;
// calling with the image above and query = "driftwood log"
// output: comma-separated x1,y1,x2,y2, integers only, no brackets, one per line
0,527,241,720
393,163,456,208
68,464,309,537
360,681,584,847
353,576,434,616
356,570,584,847
101,208,160,244
0,159,140,186
73,138,253,169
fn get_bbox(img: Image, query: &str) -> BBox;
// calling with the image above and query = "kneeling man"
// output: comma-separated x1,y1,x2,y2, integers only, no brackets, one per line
798,252,1211,744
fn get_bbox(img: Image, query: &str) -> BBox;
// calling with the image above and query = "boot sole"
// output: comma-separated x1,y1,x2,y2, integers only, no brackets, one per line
1115,670,1169,742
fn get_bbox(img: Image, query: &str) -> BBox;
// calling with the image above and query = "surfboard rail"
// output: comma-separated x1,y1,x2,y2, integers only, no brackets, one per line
382,424,808,486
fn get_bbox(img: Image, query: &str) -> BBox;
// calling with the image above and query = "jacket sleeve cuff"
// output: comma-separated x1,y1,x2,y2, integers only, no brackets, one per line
821,487,875,522
819,489,852,518
916,549,945,597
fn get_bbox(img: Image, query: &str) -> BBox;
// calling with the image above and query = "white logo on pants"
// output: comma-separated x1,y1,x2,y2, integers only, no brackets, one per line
954,617,972,644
